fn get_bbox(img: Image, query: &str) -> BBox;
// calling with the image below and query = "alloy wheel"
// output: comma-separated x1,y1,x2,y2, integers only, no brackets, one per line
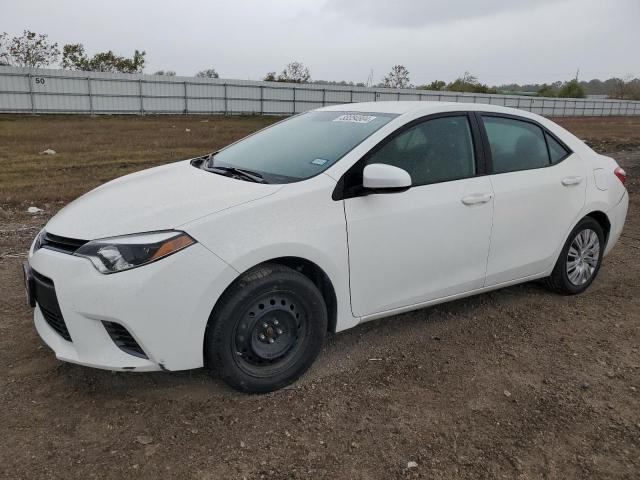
566,228,600,286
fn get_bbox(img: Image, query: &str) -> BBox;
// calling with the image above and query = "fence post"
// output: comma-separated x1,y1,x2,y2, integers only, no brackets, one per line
183,81,188,115
260,85,264,114
322,88,326,107
223,83,228,115
350,89,353,104
27,73,35,114
138,79,144,115
87,77,93,115
293,87,296,114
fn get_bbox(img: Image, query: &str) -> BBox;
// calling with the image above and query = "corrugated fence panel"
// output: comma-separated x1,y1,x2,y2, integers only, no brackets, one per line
143,81,184,98
352,90,376,103
0,92,31,111
35,93,90,112
1,66,639,116
92,78,139,96
188,83,224,99
264,86,293,101
144,96,184,113
187,97,225,113
92,95,141,113
33,76,88,94
325,90,351,104
376,91,399,101
0,73,30,92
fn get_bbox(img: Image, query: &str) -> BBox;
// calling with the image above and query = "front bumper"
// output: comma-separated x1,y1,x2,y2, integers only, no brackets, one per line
28,242,237,371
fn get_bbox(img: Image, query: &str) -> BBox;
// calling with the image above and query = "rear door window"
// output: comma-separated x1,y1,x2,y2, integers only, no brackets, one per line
482,116,550,174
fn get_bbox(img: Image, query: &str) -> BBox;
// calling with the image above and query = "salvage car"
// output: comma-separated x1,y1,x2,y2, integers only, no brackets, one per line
24,102,629,392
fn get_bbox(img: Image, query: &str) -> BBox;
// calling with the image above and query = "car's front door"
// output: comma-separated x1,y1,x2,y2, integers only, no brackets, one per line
341,113,494,318
479,114,587,286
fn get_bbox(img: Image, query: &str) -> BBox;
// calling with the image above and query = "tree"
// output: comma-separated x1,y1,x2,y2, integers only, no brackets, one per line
417,80,446,91
153,70,176,76
0,33,9,66
537,84,557,97
312,79,366,87
62,44,145,73
382,65,411,88
608,78,625,99
196,68,219,78
278,61,311,83
557,79,585,98
628,79,640,101
447,71,496,94
0,30,60,67
263,71,277,82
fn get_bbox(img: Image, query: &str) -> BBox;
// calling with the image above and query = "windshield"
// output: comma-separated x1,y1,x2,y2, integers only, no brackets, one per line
209,111,398,183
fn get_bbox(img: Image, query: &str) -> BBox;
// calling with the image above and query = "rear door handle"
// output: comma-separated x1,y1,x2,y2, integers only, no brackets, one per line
561,176,583,186
461,193,493,205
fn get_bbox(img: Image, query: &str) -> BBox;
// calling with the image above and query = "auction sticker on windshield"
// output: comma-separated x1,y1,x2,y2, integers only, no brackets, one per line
333,114,377,124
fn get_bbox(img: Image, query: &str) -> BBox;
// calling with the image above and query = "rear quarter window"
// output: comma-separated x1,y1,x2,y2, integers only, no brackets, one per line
546,132,570,164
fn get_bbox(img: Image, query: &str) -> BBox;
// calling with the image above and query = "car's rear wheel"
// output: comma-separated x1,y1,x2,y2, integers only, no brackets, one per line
204,263,327,393
544,217,604,295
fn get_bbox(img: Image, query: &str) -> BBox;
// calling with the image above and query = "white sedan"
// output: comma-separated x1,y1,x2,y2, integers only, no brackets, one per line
24,102,628,392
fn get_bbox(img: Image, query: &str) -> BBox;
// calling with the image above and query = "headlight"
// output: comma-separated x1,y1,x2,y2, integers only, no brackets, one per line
74,231,195,274
32,228,46,252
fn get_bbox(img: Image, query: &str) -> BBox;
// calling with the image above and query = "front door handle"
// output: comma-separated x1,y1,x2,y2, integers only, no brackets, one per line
461,193,493,205
561,176,583,186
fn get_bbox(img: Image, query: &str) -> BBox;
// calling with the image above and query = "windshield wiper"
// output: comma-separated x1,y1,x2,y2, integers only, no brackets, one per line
207,165,268,183
203,152,268,183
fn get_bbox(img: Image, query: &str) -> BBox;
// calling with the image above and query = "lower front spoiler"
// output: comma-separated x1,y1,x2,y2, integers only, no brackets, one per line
34,306,163,372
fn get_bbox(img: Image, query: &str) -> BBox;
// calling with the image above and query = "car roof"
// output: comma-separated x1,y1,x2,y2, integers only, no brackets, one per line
317,100,543,121
317,100,592,167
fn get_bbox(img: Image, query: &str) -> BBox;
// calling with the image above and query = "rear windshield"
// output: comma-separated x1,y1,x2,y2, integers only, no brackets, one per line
211,111,398,182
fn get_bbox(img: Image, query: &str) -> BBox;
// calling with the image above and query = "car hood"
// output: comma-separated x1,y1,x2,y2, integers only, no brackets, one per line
45,159,282,240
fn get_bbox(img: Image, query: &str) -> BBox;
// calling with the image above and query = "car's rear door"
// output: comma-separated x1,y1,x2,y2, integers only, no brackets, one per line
340,113,494,318
478,114,587,286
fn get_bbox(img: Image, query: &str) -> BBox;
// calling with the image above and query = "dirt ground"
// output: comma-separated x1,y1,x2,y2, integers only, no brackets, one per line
0,115,638,479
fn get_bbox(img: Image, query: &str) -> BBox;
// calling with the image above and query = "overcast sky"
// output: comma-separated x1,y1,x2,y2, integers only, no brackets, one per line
2,0,638,85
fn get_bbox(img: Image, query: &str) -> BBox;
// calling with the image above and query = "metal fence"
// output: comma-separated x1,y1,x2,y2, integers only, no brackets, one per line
1,66,639,117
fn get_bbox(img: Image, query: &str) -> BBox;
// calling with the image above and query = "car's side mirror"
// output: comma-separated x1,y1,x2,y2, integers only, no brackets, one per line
362,163,412,192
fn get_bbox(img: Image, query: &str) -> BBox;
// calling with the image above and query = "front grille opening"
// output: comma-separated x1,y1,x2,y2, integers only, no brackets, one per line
40,232,88,255
32,269,72,342
102,321,148,359
40,304,72,341
32,269,54,286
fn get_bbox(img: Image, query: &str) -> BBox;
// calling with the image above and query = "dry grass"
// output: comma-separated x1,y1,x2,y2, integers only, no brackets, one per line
1,114,639,209
0,114,280,207
553,116,640,151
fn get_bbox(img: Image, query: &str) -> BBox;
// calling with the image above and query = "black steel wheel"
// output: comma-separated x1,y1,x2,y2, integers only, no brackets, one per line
205,263,327,393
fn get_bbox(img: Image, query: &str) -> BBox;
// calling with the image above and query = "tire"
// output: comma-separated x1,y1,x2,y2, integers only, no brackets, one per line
204,263,327,393
544,217,604,295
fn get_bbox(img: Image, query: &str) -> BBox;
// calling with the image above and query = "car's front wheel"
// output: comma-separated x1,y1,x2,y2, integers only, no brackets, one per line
544,217,604,295
204,263,327,393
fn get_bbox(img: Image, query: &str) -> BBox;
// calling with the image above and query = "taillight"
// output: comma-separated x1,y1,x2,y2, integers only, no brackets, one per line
614,167,626,185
